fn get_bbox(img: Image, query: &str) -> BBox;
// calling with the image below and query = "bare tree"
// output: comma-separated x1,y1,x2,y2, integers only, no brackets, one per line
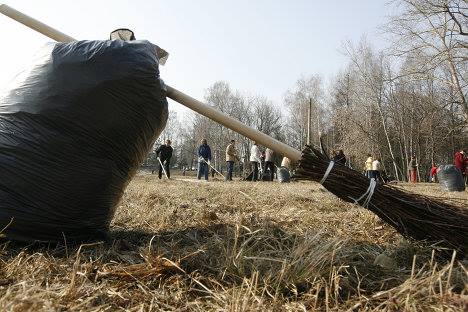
249,95,283,139
386,0,468,121
284,75,325,149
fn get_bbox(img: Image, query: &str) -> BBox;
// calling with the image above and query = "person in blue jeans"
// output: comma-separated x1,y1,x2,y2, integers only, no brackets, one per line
225,139,238,181
197,138,212,181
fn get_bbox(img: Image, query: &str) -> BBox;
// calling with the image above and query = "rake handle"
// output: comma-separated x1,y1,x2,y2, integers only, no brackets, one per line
0,4,302,161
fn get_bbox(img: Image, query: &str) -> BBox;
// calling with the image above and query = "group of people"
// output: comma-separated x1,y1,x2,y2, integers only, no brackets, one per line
405,150,467,184
151,138,280,182
150,138,214,181
196,139,280,182
362,150,467,184
364,154,384,181
245,142,276,182
153,140,467,185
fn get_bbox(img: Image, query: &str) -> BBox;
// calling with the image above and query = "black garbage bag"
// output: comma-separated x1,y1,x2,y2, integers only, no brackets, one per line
437,165,465,192
0,40,168,242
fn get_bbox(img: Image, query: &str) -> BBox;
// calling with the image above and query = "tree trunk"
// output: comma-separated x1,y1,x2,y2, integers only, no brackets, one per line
376,96,400,180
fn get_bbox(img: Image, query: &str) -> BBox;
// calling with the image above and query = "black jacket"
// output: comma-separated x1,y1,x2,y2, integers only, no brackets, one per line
156,144,173,160
333,153,346,165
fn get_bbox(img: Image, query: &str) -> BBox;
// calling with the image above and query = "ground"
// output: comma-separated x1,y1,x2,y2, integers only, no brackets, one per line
0,174,466,311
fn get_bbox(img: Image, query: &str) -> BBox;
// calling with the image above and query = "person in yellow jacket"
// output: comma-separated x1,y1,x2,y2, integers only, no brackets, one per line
364,154,373,179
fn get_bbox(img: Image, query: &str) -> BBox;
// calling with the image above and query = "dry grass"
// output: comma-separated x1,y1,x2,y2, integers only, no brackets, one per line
0,175,466,311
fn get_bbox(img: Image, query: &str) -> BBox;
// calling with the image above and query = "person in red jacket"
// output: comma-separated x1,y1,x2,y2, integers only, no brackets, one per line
430,163,438,183
454,150,466,178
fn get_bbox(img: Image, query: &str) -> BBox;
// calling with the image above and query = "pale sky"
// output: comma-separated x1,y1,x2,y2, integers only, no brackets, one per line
0,0,394,115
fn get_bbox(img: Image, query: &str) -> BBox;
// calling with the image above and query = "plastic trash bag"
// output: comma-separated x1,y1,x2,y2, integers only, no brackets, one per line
0,40,168,242
437,165,466,192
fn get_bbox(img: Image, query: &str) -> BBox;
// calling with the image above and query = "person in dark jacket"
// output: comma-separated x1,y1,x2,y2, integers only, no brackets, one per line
155,139,173,179
197,139,212,181
332,149,346,166
264,148,275,181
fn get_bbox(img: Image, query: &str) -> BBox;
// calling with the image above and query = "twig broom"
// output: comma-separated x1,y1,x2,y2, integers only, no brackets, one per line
294,145,468,256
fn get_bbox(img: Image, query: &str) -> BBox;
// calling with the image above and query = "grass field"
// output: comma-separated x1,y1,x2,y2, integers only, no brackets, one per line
0,175,466,311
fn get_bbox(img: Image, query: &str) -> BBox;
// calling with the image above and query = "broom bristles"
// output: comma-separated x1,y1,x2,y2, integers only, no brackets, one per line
294,145,468,256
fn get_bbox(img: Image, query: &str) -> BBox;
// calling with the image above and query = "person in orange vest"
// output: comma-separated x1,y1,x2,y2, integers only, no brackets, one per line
408,156,418,182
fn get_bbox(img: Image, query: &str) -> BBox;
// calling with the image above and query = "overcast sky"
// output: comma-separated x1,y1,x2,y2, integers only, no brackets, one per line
0,0,395,115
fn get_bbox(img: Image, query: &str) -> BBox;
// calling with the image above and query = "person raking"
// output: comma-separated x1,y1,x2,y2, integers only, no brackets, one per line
155,139,173,179
225,139,238,181
197,139,212,181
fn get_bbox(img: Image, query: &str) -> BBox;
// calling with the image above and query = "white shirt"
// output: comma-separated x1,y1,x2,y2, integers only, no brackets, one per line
265,148,274,162
372,159,381,171
249,145,262,163
281,157,291,168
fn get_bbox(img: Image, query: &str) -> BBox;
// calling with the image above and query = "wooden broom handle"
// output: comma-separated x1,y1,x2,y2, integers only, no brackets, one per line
0,4,302,161
165,86,301,161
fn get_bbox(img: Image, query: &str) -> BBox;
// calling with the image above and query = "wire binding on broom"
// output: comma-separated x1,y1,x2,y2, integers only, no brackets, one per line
320,160,335,184
349,178,377,208
294,145,468,257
